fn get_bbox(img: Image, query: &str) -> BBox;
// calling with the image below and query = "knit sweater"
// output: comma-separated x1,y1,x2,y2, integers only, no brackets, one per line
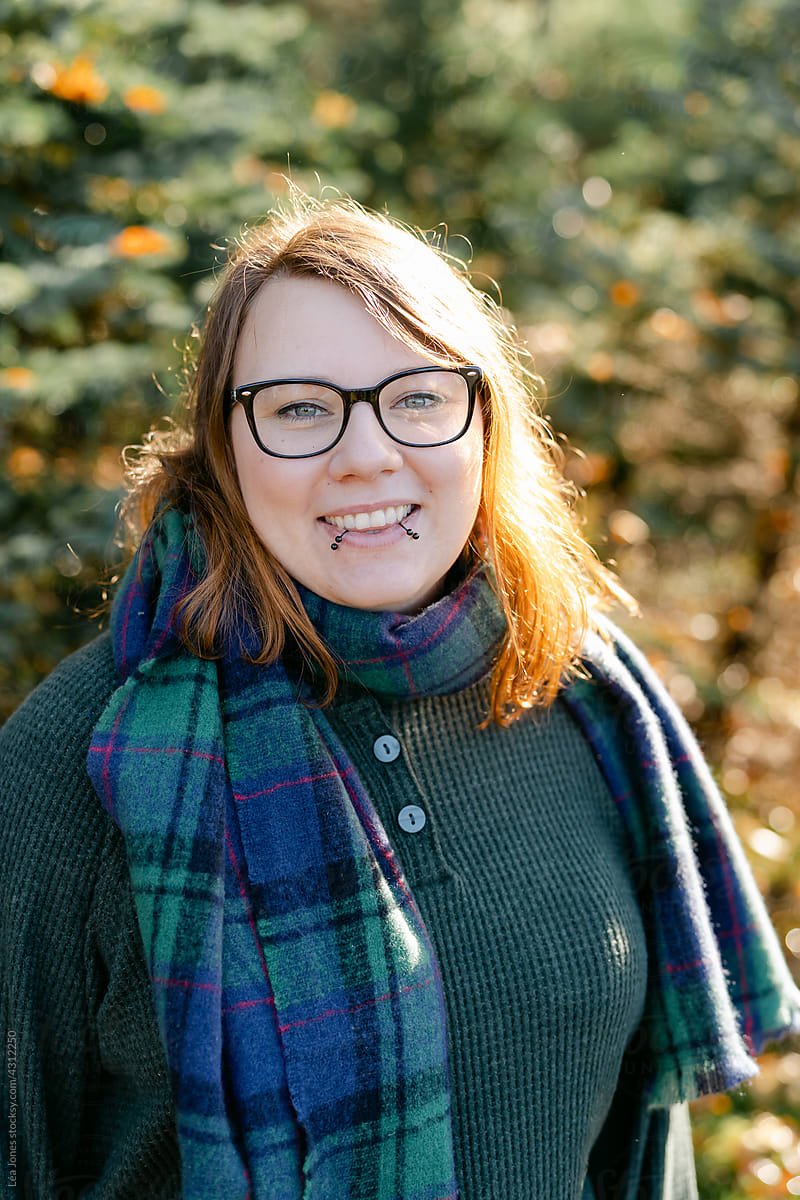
1,635,698,1199
325,681,698,1200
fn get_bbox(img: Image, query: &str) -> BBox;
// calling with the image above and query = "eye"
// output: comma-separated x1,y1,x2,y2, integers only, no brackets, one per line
391,390,444,412
252,381,342,424
276,401,332,422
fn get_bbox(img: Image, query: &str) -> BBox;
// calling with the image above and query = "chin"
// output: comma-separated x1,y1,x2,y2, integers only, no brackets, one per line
325,575,442,615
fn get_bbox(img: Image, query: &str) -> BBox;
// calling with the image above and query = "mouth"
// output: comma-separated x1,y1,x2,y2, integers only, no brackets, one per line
321,503,417,532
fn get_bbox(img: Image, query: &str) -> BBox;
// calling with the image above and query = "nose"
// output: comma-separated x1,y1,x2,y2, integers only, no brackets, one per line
327,401,404,479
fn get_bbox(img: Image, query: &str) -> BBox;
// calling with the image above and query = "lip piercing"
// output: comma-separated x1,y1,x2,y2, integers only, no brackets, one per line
330,522,419,549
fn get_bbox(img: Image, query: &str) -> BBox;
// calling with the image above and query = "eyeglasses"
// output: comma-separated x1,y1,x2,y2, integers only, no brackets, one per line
228,365,483,459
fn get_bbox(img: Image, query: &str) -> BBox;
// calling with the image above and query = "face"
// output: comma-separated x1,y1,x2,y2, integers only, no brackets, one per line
230,275,484,613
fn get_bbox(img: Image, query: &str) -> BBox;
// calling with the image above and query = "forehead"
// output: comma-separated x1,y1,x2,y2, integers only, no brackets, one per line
232,275,433,388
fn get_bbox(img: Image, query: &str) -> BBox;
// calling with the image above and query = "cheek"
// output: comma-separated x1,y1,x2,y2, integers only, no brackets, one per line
231,421,278,527
232,423,318,539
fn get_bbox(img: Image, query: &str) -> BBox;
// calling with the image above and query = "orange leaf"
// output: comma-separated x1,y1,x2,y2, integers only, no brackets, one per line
9,447,45,479
48,54,109,105
109,225,170,257
1,367,36,391
610,280,640,307
124,85,166,114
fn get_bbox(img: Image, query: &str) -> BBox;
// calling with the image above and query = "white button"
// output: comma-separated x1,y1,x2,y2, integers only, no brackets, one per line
373,734,401,763
398,805,426,833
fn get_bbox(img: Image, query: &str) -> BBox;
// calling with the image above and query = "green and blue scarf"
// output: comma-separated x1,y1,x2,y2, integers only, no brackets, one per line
88,510,800,1198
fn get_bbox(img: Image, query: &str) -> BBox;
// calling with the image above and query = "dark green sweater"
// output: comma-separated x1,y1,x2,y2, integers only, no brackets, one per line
0,636,697,1198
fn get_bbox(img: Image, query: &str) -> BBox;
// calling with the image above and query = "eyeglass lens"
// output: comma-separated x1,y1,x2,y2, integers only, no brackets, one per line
248,370,470,457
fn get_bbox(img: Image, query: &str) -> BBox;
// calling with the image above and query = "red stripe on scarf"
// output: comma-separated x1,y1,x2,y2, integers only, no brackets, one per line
277,975,436,1034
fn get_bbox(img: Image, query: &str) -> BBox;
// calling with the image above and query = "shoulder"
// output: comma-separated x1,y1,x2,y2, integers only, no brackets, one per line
0,633,119,877
3,630,117,725
565,616,676,735
1,632,117,766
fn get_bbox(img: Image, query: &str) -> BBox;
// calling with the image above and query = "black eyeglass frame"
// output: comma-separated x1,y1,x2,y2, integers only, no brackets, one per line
228,364,484,459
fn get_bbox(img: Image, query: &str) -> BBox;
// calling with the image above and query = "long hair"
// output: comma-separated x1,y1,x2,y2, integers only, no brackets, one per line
121,191,633,724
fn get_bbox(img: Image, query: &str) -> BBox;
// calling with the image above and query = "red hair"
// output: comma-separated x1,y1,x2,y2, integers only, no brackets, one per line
121,192,633,723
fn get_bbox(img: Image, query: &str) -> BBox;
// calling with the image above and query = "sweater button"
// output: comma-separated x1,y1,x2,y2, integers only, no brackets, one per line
398,805,426,833
373,734,401,763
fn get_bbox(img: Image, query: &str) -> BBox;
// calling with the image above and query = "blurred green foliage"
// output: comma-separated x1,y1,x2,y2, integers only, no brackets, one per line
2,0,799,1191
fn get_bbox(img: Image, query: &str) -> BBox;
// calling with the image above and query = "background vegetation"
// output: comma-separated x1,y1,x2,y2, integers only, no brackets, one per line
2,0,799,1193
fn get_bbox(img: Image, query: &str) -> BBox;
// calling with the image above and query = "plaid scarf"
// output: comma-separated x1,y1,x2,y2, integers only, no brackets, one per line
562,626,800,1107
88,510,800,1198
88,510,504,1199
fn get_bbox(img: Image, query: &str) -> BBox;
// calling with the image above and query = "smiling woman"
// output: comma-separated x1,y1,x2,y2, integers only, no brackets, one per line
229,276,484,613
1,193,798,1200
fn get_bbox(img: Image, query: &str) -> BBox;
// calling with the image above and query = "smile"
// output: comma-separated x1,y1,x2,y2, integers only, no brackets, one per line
323,504,414,531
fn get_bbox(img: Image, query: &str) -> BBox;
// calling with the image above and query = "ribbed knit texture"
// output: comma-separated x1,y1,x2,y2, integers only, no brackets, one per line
2,636,700,1198
0,635,180,1199
326,680,650,1200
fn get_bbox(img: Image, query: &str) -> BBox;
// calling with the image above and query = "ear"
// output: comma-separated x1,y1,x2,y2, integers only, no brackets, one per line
465,508,490,562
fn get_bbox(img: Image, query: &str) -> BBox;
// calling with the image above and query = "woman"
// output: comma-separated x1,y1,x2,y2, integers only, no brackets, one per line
2,194,798,1200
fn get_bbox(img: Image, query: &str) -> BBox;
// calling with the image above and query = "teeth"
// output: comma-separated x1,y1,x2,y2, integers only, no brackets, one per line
327,505,412,531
